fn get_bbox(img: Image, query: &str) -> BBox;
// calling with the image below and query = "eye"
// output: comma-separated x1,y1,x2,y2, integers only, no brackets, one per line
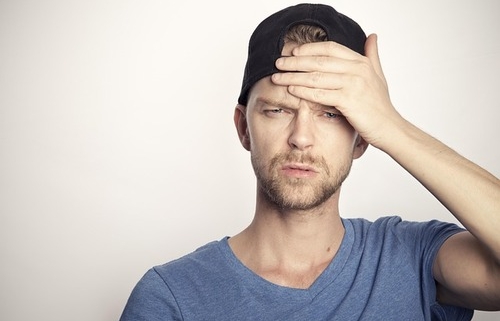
264,108,286,116
325,111,341,119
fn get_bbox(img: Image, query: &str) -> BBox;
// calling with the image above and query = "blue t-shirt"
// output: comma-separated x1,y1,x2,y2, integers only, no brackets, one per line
120,216,473,320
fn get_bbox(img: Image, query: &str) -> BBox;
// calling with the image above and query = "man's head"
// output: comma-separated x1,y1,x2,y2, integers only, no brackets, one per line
234,4,368,211
238,3,366,106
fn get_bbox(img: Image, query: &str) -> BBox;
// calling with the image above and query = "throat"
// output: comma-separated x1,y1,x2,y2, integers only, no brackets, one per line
257,259,333,289
245,233,343,289
228,209,345,289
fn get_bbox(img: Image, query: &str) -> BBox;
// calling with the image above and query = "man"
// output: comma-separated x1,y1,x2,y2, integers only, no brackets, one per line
120,4,500,320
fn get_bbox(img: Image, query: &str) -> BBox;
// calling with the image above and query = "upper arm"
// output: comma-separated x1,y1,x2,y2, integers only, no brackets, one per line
433,231,500,310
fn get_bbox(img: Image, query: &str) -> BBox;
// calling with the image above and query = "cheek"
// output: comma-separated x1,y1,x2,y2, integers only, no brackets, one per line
249,132,276,159
248,122,284,152
319,126,358,151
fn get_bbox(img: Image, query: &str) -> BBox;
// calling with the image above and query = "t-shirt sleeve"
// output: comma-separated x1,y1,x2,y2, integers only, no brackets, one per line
119,268,183,321
391,218,474,320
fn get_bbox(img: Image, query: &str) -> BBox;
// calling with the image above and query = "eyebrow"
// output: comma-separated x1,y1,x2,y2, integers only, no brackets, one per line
256,97,341,113
255,97,295,109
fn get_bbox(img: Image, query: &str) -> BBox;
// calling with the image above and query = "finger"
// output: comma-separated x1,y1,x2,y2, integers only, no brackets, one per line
286,85,344,109
271,71,345,90
275,55,358,73
364,34,387,85
291,41,362,60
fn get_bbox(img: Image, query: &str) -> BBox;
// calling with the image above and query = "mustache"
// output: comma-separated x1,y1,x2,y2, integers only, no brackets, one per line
269,151,330,175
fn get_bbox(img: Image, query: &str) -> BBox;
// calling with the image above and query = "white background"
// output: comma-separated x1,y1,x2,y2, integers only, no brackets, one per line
1,0,499,320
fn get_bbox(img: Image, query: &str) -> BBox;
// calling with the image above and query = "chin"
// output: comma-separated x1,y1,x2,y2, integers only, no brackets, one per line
266,185,338,212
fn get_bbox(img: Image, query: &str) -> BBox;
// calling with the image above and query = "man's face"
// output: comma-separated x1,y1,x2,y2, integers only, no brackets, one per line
242,74,364,211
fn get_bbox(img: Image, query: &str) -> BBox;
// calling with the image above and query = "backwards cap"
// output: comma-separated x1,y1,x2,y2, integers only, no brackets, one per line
238,3,367,105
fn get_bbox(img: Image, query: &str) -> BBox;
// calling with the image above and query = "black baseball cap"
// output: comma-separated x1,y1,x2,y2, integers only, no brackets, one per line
238,3,367,105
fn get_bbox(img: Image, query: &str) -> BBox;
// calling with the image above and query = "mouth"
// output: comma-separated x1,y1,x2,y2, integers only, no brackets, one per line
281,163,318,178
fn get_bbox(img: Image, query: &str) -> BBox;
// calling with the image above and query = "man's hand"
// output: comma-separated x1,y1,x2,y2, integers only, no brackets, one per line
271,34,403,150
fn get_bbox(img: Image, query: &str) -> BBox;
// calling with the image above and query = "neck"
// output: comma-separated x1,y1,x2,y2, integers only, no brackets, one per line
228,191,345,288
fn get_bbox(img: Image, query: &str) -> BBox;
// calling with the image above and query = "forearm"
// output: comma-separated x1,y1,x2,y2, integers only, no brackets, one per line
378,117,500,261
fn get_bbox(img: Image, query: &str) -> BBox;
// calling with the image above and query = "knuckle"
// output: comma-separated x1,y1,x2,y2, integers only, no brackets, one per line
312,88,326,101
326,41,337,52
315,56,328,67
310,72,323,84
357,58,372,75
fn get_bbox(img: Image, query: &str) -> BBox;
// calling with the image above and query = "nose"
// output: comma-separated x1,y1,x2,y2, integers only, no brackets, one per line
288,112,314,151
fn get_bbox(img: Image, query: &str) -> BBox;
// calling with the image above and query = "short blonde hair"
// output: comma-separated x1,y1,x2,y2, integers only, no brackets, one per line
283,24,328,45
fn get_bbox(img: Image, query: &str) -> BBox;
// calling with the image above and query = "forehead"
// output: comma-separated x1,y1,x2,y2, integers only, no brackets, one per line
246,41,315,109
248,76,290,105
247,76,332,112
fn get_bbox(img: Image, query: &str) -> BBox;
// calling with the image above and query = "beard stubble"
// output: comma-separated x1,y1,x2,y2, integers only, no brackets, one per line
251,151,353,211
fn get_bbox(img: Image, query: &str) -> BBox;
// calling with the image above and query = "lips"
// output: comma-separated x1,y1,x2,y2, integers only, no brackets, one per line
281,163,318,178
282,163,317,172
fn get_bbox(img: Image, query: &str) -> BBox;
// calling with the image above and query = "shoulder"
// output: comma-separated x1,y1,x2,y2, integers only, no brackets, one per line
154,239,226,280
344,216,466,262
346,216,464,240
120,239,229,320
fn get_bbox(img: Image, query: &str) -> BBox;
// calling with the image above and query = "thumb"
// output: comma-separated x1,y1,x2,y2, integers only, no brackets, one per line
365,33,387,86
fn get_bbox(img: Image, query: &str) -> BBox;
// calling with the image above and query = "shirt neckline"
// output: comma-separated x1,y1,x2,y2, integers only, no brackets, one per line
218,218,355,299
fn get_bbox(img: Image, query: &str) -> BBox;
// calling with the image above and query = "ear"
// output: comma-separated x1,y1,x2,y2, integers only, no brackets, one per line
234,104,251,151
352,134,369,159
